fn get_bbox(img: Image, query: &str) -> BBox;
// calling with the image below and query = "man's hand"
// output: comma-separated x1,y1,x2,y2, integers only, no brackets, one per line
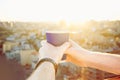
39,40,70,63
65,40,88,67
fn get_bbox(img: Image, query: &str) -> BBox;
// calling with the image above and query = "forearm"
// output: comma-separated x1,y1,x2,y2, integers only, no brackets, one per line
84,51,120,74
70,49,120,74
27,62,55,80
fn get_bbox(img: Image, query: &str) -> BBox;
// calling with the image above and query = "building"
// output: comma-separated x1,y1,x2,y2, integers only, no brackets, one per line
29,33,36,40
3,41,19,53
31,52,39,69
20,49,37,66
6,35,16,41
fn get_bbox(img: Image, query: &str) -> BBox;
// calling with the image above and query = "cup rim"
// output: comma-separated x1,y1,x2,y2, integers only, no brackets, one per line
46,31,69,33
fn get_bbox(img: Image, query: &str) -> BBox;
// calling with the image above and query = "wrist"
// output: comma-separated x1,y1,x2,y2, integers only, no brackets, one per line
39,57,59,64
71,48,89,67
37,62,55,73
35,58,58,74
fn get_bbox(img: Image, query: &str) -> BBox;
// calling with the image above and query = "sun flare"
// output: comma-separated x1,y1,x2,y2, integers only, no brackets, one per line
0,0,120,23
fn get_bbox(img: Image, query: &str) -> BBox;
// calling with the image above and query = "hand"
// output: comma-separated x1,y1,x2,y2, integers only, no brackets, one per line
39,40,70,63
65,40,87,55
65,40,88,67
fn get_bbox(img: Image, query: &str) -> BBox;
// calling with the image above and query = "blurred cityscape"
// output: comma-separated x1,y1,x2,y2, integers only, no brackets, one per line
0,20,120,80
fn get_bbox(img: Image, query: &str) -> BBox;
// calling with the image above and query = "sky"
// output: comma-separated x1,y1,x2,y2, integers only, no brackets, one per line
0,0,120,23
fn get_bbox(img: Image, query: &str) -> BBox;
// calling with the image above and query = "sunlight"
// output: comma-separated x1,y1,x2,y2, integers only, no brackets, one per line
0,0,120,23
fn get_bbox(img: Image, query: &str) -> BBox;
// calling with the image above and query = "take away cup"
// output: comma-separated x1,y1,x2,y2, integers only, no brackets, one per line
46,31,69,60
46,31,69,46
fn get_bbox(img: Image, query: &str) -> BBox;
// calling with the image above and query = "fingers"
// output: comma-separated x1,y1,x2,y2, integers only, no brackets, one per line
41,40,53,46
69,39,77,46
41,40,56,49
69,39,82,48
59,42,71,51
41,40,71,52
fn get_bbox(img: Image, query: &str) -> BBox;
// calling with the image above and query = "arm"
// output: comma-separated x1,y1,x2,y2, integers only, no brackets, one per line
27,41,70,80
27,62,55,80
66,40,120,75
85,51,120,75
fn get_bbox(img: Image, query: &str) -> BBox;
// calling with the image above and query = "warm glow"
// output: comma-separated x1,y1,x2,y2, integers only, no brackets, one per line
0,0,120,23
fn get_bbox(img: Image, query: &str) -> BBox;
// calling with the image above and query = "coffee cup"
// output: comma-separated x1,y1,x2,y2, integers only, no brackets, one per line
46,31,69,46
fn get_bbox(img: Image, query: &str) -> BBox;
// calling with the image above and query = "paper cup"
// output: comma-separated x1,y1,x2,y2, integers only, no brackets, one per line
46,31,69,46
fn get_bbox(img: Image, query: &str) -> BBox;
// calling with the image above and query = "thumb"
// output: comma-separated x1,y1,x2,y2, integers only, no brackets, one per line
59,42,71,52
